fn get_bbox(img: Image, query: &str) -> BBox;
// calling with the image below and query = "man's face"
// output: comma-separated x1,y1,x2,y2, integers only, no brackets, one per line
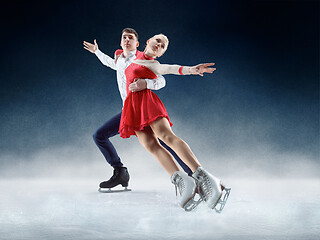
120,32,139,52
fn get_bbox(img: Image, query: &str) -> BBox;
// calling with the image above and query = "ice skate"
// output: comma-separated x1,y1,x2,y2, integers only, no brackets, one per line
98,166,131,193
171,171,201,211
214,185,231,213
192,167,231,213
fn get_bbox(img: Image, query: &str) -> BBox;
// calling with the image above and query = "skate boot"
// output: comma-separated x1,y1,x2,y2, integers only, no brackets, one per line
171,171,201,211
98,166,131,193
192,167,231,213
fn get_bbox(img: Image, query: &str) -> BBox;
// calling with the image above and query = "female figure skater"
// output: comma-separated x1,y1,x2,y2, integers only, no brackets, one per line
119,34,230,212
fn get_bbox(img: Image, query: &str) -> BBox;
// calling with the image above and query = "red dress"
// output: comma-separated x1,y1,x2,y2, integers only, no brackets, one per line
119,51,172,138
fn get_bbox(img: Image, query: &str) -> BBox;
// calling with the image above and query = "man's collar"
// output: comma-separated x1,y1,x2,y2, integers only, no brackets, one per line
122,50,137,58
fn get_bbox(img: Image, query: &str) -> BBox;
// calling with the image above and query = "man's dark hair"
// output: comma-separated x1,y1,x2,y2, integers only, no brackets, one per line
122,28,139,40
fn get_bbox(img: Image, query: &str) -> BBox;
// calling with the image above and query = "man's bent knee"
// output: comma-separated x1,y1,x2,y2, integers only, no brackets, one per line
93,129,105,143
92,131,99,142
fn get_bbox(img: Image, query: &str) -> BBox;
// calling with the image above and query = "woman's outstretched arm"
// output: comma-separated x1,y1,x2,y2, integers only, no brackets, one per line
133,59,216,76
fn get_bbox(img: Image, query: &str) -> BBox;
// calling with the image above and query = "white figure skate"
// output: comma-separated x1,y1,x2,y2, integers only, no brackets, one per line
171,171,201,211
192,167,231,213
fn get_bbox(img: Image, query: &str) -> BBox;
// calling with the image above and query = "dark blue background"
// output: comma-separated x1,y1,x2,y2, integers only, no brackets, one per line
0,0,319,166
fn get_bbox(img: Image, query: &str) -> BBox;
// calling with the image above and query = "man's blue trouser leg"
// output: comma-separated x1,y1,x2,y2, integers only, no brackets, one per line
93,113,123,168
93,112,193,175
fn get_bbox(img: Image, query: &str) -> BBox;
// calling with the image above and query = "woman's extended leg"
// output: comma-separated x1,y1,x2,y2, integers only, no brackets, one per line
150,118,201,172
149,118,229,210
135,126,197,209
135,126,180,176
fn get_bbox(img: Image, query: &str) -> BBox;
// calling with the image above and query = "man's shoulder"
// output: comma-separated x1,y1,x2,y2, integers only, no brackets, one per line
114,49,123,56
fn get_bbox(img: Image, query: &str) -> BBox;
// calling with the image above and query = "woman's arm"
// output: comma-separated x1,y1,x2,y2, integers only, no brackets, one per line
133,59,215,76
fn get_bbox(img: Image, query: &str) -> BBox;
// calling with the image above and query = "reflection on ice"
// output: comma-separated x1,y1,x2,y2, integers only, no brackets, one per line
0,178,319,240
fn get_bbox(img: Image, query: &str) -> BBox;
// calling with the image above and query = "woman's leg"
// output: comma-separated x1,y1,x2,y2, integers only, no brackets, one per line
135,126,180,176
150,118,231,211
136,126,198,209
150,118,201,173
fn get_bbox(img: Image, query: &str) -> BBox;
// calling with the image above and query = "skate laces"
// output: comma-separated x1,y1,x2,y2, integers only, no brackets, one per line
110,168,121,180
173,175,185,197
197,172,213,201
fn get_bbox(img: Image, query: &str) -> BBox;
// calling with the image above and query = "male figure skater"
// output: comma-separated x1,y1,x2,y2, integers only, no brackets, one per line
83,28,192,191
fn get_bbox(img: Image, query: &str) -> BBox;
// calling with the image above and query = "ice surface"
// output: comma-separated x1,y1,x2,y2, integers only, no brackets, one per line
1,177,319,240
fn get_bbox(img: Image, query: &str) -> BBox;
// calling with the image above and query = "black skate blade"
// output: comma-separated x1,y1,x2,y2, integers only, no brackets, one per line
98,187,132,193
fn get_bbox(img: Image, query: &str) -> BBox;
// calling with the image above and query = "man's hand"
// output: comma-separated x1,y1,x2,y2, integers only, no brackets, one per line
83,39,98,53
128,78,147,92
189,63,216,76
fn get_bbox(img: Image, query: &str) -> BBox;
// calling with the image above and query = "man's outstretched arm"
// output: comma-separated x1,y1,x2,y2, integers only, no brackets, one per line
83,39,116,70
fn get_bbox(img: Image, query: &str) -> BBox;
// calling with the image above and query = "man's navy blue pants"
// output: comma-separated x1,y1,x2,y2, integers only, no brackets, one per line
93,112,193,176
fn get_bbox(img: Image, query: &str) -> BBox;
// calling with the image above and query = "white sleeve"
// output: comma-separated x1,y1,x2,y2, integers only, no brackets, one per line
146,75,166,90
156,64,191,75
146,61,191,76
94,49,117,70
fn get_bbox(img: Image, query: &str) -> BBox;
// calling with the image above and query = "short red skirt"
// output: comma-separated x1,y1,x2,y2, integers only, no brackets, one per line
119,89,172,138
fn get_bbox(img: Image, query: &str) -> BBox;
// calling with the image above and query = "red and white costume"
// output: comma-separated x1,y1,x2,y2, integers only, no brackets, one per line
119,51,191,138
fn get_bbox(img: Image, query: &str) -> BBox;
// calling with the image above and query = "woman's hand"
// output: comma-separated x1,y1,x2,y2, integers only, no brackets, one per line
189,63,216,76
83,39,98,53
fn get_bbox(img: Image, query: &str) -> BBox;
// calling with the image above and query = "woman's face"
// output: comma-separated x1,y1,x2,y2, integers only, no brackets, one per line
145,35,167,58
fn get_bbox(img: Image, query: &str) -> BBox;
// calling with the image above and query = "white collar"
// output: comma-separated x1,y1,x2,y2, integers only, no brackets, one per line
122,50,137,59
